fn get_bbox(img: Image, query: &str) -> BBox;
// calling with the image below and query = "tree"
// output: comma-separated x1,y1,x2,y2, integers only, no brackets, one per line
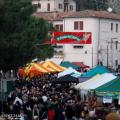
107,0,120,14
73,0,108,11
0,0,54,72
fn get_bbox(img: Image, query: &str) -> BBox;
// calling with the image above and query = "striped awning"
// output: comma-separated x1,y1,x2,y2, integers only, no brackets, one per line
41,61,66,72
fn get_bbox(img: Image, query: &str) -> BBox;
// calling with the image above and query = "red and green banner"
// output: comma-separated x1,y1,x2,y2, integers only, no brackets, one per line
51,32,92,44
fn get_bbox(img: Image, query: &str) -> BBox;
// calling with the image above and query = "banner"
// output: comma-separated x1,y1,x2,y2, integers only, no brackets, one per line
51,32,92,44
103,96,112,103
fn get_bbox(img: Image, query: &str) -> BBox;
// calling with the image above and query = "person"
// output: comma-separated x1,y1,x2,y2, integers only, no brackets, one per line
79,111,86,120
55,103,65,120
48,106,55,120
32,104,39,120
20,109,28,120
106,113,120,120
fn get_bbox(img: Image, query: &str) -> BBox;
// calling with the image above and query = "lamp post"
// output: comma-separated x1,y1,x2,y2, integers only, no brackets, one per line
107,44,109,67
92,47,93,68
0,71,3,114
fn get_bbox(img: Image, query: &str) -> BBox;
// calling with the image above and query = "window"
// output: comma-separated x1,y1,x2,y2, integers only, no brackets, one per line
33,4,38,8
115,60,118,66
60,25,63,31
80,21,83,30
74,21,84,30
58,4,62,9
59,51,63,54
73,46,84,49
47,3,50,11
55,24,63,32
38,3,41,8
85,50,87,54
57,46,63,48
115,41,118,50
74,21,78,30
55,25,59,30
111,23,113,31
116,24,118,32
70,5,73,11
53,45,63,49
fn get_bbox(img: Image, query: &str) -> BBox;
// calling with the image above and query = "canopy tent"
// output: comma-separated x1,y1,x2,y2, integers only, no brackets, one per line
18,68,26,78
41,60,66,72
20,61,66,79
75,74,101,90
75,73,116,90
60,61,80,69
24,63,50,78
52,75,79,84
78,77,91,83
82,66,111,77
95,77,120,97
72,62,89,68
37,62,56,73
58,67,81,78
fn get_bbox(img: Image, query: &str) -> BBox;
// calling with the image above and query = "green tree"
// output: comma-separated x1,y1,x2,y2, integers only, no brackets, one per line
0,0,54,72
74,0,108,11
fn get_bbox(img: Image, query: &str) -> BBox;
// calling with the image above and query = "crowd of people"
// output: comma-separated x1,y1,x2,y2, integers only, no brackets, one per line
0,74,120,120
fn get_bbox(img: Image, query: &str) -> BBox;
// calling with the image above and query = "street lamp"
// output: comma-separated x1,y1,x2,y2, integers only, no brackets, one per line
0,71,3,114
106,38,117,69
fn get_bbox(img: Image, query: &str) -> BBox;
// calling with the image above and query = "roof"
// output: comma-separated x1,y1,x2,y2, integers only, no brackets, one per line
33,10,120,21
64,10,120,20
33,11,74,21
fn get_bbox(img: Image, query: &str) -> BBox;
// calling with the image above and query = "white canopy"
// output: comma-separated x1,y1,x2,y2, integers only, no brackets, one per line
74,73,116,90
58,67,81,78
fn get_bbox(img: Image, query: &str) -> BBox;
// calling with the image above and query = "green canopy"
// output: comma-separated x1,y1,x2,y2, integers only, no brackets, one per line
60,61,80,69
82,66,110,77
95,77,120,97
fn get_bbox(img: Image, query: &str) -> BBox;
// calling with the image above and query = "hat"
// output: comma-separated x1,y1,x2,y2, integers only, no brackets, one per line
42,96,48,102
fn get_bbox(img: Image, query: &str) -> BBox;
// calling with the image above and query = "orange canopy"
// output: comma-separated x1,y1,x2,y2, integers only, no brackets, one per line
18,68,26,78
23,61,66,79
24,63,49,78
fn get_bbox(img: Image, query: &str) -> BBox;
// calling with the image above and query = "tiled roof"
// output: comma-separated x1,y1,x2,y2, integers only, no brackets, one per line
33,12,74,21
33,10,120,21
65,10,120,20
